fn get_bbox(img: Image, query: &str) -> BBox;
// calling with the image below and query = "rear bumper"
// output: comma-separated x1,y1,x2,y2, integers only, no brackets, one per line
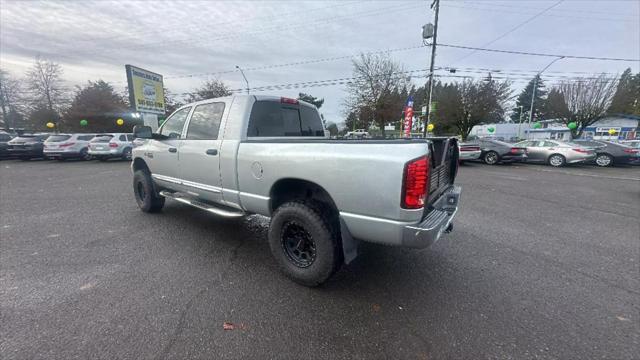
88,149,121,156
402,185,461,248
43,149,83,158
339,185,461,249
8,148,42,157
459,150,481,160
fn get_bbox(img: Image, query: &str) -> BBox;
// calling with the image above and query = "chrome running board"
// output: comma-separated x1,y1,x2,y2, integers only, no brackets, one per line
159,190,245,218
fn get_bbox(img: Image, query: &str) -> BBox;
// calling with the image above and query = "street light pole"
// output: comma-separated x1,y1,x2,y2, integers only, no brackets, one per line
528,56,564,125
423,0,440,137
235,65,250,94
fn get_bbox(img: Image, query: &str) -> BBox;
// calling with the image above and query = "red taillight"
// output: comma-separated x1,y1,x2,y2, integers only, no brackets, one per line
109,142,118,148
59,142,75,147
509,147,522,154
572,148,589,153
624,148,638,154
402,156,429,209
280,97,299,105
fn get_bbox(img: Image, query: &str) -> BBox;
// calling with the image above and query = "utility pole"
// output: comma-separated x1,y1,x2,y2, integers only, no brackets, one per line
423,0,440,137
528,56,564,125
517,105,523,139
235,65,250,94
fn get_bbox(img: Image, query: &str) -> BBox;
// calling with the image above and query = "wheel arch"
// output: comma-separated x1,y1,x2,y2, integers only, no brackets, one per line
132,157,150,173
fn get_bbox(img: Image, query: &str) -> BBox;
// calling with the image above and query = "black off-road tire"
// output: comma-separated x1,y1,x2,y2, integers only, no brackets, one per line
268,201,341,287
133,170,165,213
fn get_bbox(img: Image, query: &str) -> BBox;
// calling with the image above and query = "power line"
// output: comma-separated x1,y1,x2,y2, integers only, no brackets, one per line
457,1,634,17
448,0,564,66
441,3,638,22
438,43,640,62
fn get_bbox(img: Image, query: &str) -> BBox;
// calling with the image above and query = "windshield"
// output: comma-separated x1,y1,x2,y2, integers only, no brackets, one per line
46,135,72,142
91,135,113,143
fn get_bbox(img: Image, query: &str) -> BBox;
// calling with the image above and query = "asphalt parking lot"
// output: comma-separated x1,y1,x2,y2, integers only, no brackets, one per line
1,159,638,359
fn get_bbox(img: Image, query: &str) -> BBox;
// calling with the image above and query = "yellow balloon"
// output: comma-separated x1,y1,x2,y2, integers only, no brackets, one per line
46,122,55,129
608,128,616,135
116,118,124,126
427,123,435,132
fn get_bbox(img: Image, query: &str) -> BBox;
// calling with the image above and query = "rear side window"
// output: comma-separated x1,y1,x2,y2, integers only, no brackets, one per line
126,134,134,141
119,135,126,141
186,102,225,140
248,101,324,137
160,107,191,139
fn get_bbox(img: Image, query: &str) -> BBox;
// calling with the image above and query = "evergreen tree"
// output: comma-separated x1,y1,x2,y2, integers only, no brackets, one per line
608,68,640,115
510,75,547,122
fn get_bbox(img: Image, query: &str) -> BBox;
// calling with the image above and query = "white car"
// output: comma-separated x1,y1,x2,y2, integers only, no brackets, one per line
43,133,96,161
88,133,134,161
345,129,370,139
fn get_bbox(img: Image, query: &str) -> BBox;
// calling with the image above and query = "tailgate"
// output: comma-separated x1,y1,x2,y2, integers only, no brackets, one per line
426,138,459,215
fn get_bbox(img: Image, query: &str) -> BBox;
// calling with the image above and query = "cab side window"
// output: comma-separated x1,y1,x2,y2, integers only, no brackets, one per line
186,102,225,140
160,107,192,139
119,135,126,141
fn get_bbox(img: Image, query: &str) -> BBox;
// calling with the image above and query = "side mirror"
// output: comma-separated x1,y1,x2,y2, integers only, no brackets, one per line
133,125,152,139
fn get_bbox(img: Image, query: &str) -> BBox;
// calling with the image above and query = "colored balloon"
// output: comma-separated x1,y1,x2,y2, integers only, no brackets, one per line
46,122,55,129
567,122,577,130
608,128,616,135
80,119,88,126
116,118,124,126
533,122,542,129
487,127,495,133
427,123,435,132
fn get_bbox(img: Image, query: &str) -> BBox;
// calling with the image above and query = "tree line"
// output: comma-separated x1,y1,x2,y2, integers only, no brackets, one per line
342,53,639,139
1,55,637,138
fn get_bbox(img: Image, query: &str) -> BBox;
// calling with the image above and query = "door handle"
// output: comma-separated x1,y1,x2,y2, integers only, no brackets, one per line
168,147,177,153
206,149,218,156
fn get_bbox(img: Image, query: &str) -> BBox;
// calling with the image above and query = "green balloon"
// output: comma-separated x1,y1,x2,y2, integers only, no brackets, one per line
487,127,495,133
567,122,577,130
533,122,542,129
80,119,88,126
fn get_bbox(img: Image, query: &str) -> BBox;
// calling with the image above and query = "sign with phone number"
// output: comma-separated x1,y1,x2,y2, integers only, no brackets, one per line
126,64,165,114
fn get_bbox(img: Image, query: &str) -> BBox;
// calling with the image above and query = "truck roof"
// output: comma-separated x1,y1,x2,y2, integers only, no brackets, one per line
184,94,317,110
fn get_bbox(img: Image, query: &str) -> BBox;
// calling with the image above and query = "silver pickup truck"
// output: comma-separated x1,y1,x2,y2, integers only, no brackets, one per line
132,95,461,286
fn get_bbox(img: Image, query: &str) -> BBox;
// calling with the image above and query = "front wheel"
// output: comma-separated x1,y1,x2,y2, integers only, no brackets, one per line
595,154,613,167
268,201,341,287
548,154,566,167
133,170,165,213
483,151,500,165
80,148,92,161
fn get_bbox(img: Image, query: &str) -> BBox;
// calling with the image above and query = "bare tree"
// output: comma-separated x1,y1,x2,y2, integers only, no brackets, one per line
344,53,410,135
547,74,618,136
0,68,24,129
186,79,231,102
26,56,67,126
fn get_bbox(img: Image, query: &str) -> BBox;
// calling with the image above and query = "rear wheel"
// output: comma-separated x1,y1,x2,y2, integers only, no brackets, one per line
548,154,566,167
80,148,92,161
268,201,341,287
483,151,500,165
122,147,132,161
133,170,165,213
595,153,613,167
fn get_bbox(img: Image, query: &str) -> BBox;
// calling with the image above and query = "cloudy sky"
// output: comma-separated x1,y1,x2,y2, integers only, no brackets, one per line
1,0,638,123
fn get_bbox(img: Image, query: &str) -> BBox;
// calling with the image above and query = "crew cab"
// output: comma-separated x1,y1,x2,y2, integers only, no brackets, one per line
131,95,461,286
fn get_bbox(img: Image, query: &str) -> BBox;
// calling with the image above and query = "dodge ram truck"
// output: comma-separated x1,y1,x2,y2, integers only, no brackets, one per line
131,95,461,286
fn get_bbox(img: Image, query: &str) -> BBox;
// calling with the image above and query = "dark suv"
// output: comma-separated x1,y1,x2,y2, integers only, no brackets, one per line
0,131,14,158
7,134,50,160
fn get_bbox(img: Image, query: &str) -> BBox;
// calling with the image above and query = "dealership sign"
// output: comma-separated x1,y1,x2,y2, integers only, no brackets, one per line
125,65,165,114
403,96,414,138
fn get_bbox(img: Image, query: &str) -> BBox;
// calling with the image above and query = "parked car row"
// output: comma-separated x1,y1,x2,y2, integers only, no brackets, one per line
0,131,134,161
459,138,639,167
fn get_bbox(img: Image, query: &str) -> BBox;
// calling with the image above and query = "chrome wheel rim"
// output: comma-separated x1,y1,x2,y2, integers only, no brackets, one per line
596,155,611,166
550,156,563,166
485,152,498,164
